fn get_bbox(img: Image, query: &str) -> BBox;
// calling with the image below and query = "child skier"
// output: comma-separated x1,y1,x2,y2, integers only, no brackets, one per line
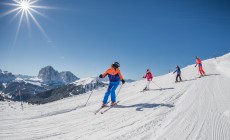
99,62,125,107
173,65,182,82
142,69,153,91
195,56,206,77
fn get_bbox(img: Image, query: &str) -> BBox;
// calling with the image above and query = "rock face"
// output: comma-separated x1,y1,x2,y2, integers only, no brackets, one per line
0,69,16,83
38,66,63,83
60,71,79,83
37,66,79,84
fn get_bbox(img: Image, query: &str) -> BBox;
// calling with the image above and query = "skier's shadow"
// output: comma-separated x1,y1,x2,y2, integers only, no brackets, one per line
182,79,196,82
204,73,220,77
150,87,174,91
115,103,174,111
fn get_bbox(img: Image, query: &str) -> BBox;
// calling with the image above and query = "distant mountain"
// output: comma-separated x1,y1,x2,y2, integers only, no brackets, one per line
1,66,80,102
3,81,47,101
124,79,135,83
38,66,63,83
38,66,79,84
15,74,34,79
0,69,16,83
27,77,105,104
60,71,79,83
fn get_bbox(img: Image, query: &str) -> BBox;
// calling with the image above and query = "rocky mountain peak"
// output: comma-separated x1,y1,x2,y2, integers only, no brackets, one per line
38,66,62,83
60,71,79,83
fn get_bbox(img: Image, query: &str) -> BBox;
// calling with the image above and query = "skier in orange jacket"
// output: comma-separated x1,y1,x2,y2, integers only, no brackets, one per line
99,62,125,107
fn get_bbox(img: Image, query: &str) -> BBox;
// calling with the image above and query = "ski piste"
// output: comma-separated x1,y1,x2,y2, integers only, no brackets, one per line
100,101,120,114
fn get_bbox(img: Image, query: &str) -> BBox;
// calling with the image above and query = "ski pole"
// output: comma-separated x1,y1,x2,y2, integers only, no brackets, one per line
151,81,162,90
84,90,94,107
116,84,123,97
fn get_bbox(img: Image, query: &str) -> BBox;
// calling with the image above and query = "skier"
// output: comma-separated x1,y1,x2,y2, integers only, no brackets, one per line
195,56,206,77
142,69,153,91
99,62,125,107
173,65,182,82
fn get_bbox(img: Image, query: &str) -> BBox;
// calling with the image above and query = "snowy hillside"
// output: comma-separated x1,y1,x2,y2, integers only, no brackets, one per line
1,53,230,140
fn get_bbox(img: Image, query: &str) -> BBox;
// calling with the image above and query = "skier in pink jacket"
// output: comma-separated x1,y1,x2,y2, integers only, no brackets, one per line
195,56,206,77
142,69,153,91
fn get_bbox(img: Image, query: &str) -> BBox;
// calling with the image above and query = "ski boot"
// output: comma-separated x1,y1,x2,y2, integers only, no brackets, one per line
110,102,117,107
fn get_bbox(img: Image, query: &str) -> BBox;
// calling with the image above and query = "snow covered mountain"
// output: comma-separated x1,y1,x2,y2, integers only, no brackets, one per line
27,77,105,104
0,66,79,102
60,71,79,83
38,66,63,83
1,53,230,140
0,69,16,83
38,66,79,84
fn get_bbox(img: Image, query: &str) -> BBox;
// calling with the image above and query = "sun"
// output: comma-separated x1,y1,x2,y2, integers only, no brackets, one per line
20,1,30,11
0,0,52,45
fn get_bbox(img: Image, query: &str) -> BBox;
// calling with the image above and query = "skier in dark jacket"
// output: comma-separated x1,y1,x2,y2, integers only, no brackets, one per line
173,65,182,82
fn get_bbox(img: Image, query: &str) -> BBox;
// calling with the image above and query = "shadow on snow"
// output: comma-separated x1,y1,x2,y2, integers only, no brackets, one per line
115,103,174,111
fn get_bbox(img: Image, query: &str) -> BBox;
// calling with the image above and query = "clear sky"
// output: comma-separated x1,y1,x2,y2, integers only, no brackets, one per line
0,0,230,80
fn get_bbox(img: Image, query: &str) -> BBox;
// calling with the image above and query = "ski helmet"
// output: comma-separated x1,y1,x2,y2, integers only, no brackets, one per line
113,62,120,68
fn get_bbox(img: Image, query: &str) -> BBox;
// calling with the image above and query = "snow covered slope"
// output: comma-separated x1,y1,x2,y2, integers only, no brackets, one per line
1,53,230,140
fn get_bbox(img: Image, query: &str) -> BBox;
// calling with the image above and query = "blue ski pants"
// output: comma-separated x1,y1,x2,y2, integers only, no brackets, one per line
103,81,120,104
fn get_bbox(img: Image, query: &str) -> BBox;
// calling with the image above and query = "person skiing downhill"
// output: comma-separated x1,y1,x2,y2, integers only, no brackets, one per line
99,62,125,107
173,65,182,82
195,56,206,77
142,69,153,91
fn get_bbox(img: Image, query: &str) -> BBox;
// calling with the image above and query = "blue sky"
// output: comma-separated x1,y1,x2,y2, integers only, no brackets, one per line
0,0,230,80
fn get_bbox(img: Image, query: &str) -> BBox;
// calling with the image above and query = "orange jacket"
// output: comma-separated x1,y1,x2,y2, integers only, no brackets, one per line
102,66,123,82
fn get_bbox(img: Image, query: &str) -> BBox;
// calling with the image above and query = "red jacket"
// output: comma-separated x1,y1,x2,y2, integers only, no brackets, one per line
143,71,153,81
196,58,202,64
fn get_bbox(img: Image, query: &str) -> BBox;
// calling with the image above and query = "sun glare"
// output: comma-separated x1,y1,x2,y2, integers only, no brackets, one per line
20,1,30,10
1,0,52,45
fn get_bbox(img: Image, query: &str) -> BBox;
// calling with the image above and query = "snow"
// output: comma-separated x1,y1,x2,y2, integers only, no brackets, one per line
72,77,98,86
14,77,43,86
1,53,230,140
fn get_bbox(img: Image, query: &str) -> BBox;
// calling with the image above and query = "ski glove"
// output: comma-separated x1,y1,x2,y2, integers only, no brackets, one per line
121,79,125,84
99,74,103,78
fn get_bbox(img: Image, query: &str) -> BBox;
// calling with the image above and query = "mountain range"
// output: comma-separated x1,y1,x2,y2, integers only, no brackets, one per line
0,66,134,104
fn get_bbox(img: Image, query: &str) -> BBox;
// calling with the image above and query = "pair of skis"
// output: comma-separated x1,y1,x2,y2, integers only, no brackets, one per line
94,101,120,115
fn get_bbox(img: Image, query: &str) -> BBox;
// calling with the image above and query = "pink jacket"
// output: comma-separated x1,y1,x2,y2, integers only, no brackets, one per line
143,71,153,81
196,58,202,64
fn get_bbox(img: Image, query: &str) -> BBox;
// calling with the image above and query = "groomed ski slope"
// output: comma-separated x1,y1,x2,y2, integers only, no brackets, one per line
1,53,230,140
